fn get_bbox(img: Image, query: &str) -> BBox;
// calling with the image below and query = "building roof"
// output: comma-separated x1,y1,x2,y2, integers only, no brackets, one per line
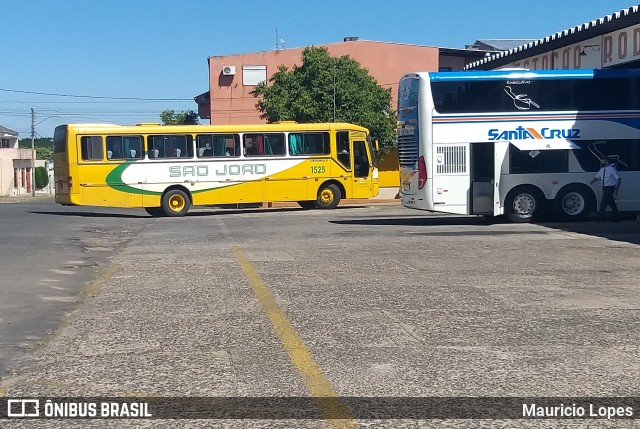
466,39,537,51
465,5,640,70
0,126,18,137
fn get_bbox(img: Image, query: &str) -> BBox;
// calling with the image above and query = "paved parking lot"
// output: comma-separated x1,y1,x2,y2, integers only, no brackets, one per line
1,200,640,428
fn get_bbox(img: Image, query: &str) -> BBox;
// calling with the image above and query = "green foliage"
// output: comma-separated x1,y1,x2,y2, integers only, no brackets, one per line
35,147,52,160
17,138,53,159
250,46,397,155
34,166,49,190
160,110,200,125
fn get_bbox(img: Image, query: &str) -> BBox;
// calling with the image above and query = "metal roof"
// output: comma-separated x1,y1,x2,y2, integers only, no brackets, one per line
466,39,537,51
465,5,640,70
0,126,18,137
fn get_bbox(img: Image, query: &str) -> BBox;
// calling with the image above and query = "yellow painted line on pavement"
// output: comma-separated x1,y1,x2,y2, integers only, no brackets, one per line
233,246,358,429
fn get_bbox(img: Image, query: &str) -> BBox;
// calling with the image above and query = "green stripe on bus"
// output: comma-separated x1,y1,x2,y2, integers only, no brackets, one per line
105,162,237,196
105,162,159,196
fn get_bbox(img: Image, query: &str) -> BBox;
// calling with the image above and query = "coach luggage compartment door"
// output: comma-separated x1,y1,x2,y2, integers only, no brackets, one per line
432,143,469,215
493,141,509,216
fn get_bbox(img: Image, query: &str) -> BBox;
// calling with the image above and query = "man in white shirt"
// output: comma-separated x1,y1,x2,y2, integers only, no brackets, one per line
590,158,621,222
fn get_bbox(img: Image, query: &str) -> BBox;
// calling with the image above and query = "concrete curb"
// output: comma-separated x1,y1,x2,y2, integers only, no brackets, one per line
0,194,54,204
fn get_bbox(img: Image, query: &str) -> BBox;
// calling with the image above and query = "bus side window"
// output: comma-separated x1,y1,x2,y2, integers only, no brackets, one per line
124,136,142,159
80,136,103,161
337,131,351,169
106,136,123,160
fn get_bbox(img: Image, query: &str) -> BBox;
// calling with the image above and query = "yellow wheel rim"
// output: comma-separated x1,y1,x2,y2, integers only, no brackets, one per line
319,189,334,204
168,195,185,211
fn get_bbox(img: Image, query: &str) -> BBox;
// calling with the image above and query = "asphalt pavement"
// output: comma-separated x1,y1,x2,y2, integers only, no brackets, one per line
1,199,640,428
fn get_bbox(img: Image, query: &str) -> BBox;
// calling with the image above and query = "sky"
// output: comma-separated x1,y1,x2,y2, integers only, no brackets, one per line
1,0,639,138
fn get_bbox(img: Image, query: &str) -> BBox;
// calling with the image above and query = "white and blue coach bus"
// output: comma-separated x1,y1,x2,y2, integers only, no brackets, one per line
397,69,640,222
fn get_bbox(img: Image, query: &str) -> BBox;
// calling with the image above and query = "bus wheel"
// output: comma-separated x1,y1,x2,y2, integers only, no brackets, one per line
297,201,316,209
162,189,191,217
505,186,542,223
315,184,341,209
553,185,592,221
144,207,164,217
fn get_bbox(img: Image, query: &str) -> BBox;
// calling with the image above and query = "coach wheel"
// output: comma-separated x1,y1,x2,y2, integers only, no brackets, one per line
297,201,316,209
553,185,592,221
144,207,165,217
162,189,191,217
315,184,341,209
505,187,542,223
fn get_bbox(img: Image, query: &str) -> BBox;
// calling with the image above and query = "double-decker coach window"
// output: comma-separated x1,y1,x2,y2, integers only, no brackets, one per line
432,77,640,113
148,135,193,159
80,136,103,161
196,134,240,157
573,140,640,172
106,136,143,160
288,132,330,155
243,133,285,156
509,145,568,174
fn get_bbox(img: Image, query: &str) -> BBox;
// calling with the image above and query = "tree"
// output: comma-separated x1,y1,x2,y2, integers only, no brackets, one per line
34,166,49,190
160,110,200,125
250,46,397,155
35,146,52,160
18,138,53,159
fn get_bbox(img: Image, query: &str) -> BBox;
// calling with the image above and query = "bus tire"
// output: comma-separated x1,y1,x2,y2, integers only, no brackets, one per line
553,184,594,221
505,186,543,223
162,189,191,217
144,207,165,217
297,201,316,209
315,184,341,209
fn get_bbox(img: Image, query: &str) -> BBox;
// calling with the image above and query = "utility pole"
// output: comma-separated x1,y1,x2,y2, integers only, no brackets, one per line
31,108,35,196
333,64,336,122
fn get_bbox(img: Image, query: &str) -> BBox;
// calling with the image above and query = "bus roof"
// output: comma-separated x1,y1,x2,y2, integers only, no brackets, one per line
59,122,369,134
422,68,640,82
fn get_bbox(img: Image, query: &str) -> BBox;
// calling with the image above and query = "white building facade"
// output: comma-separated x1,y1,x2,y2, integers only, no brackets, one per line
0,126,36,196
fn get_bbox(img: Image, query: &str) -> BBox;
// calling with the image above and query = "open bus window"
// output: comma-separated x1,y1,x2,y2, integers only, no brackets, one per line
80,136,103,161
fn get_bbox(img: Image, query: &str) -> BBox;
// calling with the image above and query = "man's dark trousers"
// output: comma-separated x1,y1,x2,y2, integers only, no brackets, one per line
599,186,620,220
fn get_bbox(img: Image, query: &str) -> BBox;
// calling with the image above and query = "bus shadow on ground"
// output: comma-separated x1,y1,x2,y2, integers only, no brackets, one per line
188,207,303,216
539,215,640,246
29,210,150,219
330,215,493,227
331,214,640,245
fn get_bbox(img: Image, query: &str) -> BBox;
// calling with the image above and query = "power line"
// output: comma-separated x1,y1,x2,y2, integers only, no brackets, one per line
0,88,193,101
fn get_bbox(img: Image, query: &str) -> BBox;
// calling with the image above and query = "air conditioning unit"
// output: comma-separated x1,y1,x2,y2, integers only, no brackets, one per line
222,65,236,76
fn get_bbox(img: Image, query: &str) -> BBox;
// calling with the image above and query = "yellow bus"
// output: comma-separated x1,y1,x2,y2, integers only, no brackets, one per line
53,122,379,216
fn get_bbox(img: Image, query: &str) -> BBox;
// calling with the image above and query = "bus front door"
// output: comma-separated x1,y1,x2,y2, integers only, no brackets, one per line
352,140,373,198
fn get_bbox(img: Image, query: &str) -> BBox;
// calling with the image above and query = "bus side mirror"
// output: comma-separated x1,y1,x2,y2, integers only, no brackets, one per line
375,139,379,151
